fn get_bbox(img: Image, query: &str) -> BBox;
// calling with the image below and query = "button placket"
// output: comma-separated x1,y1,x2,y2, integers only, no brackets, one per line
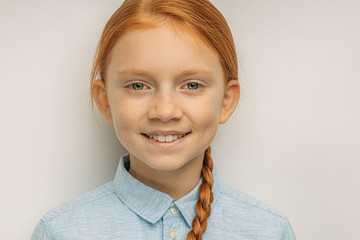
169,206,180,239
163,204,183,240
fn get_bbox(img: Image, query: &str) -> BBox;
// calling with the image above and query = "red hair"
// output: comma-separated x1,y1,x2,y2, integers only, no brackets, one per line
90,0,238,239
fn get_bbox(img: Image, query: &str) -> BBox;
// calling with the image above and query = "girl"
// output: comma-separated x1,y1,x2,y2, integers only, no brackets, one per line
32,0,296,239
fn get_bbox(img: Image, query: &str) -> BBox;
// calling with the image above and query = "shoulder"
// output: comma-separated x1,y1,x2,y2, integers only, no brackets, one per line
212,181,296,239
216,181,287,219
32,182,132,239
40,181,117,222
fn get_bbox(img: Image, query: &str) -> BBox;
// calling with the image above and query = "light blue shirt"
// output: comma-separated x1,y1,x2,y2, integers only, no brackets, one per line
32,153,296,239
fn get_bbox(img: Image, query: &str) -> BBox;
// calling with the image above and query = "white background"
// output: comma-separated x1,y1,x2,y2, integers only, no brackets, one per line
1,0,359,239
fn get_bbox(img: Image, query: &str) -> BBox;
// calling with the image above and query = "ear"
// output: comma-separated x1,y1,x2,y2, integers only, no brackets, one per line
92,79,113,123
219,79,240,124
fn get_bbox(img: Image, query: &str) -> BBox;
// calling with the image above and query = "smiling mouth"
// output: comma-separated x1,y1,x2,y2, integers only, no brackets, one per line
142,132,191,143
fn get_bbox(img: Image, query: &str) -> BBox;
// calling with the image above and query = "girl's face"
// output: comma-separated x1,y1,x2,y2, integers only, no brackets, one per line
94,23,239,171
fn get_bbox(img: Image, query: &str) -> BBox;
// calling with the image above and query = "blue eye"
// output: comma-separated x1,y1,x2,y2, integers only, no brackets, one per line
130,83,146,90
185,82,201,90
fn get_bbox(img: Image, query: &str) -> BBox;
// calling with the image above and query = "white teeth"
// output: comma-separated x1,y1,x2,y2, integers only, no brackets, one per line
165,135,173,142
146,134,187,143
158,135,166,142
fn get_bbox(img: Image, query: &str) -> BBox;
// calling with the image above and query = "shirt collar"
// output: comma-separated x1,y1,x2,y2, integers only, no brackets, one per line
113,152,221,227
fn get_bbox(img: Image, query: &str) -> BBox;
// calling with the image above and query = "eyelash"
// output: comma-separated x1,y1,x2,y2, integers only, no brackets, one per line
127,82,203,91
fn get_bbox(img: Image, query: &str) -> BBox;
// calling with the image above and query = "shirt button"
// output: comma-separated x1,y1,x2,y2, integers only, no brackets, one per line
169,230,178,239
170,205,179,215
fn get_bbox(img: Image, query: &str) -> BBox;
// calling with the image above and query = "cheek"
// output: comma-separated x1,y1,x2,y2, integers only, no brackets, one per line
186,92,223,129
110,96,148,130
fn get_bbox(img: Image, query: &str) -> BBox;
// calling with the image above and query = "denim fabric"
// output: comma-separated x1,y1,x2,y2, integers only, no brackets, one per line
32,153,296,240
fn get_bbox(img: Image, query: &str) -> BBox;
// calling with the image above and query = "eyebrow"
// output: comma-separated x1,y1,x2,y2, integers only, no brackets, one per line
116,68,215,78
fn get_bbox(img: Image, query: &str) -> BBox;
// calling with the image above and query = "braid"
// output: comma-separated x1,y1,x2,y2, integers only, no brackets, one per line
187,146,214,240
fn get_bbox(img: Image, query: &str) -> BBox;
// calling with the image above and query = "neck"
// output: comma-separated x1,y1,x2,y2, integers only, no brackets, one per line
128,153,204,200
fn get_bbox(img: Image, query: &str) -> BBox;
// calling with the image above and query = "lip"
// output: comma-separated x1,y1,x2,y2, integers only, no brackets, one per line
143,130,191,135
141,132,191,148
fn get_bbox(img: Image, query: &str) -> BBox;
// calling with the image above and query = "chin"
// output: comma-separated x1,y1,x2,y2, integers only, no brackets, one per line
144,156,188,171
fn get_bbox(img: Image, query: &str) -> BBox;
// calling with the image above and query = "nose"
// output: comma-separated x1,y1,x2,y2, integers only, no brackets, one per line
147,90,183,122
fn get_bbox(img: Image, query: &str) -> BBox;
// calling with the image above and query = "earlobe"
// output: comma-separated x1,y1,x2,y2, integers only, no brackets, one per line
219,79,240,124
92,79,113,123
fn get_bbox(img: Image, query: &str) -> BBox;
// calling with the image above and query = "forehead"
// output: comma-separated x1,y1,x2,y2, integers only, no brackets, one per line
107,23,223,80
